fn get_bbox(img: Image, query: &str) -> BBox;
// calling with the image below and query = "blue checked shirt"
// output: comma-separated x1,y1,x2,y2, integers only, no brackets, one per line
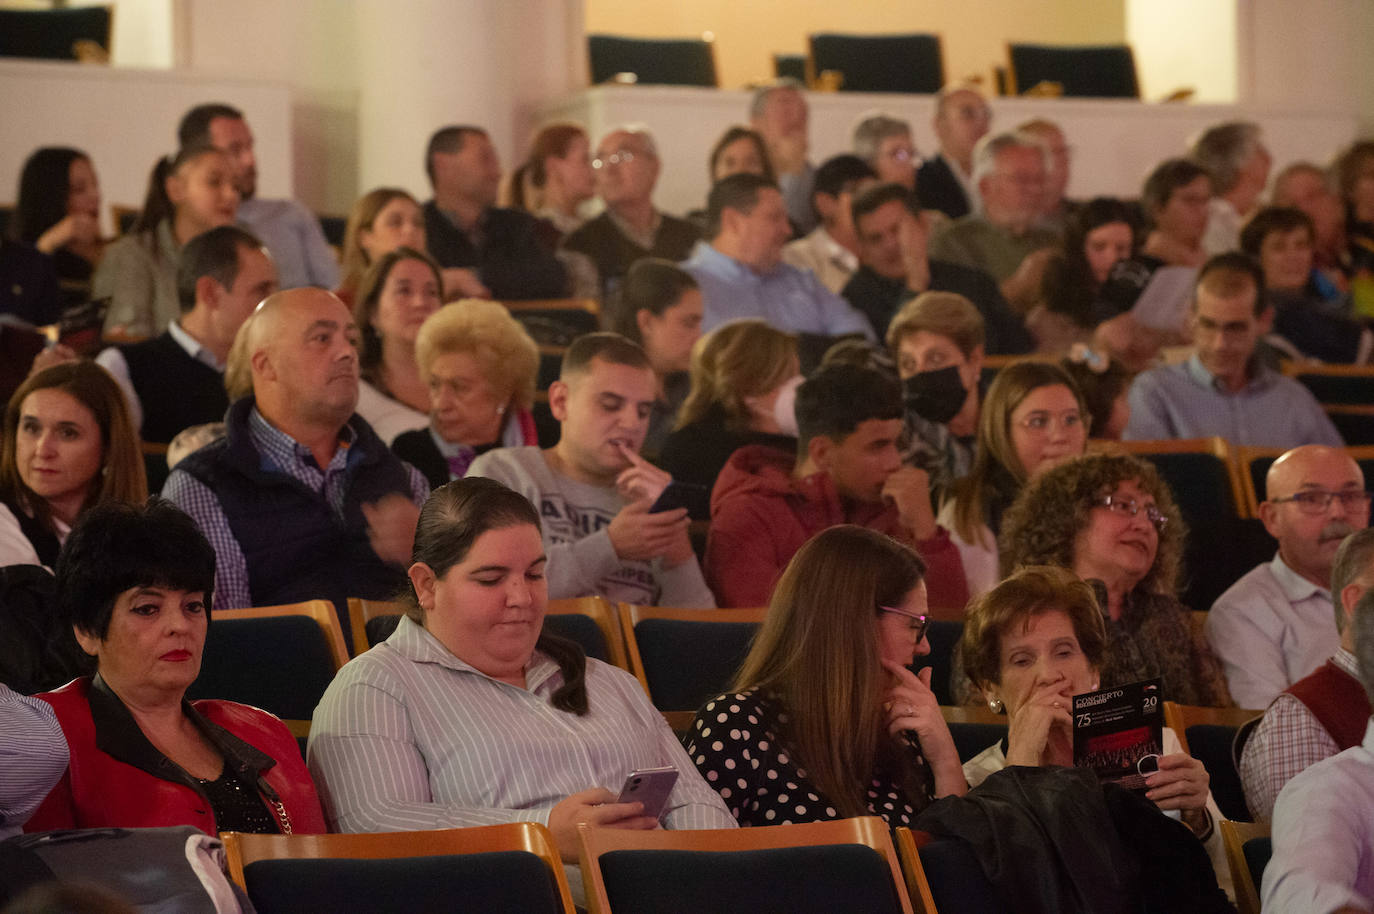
163,408,428,610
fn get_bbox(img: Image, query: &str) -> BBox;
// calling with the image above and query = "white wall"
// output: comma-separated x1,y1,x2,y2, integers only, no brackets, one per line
353,0,584,206
1126,0,1237,103
180,0,360,214
0,60,292,235
1242,0,1374,131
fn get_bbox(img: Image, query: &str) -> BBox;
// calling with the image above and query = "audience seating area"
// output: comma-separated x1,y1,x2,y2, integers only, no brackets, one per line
579,815,922,914
222,822,576,914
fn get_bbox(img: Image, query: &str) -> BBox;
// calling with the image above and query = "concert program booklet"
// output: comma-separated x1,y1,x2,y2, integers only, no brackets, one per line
1072,678,1164,791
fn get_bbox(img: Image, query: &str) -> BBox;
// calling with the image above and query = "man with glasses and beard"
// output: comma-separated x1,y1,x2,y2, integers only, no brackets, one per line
1207,445,1371,708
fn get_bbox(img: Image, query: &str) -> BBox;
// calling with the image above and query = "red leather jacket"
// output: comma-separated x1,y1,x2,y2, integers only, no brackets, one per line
25,677,327,836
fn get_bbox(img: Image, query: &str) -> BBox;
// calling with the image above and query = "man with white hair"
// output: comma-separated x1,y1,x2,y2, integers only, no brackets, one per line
915,86,991,220
750,79,816,233
561,125,700,301
164,288,429,648
927,130,1059,312
1191,121,1271,256
1208,445,1370,709
1240,527,1374,821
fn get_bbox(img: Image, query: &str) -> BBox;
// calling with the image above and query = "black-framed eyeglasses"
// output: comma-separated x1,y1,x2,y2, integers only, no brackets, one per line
1096,494,1168,533
879,606,929,642
1270,489,1373,515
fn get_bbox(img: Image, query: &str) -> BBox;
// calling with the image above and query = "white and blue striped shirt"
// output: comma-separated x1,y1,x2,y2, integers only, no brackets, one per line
308,615,734,892
1,683,69,839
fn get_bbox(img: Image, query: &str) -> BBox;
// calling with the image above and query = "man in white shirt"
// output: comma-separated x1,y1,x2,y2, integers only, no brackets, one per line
96,225,277,444
1262,586,1374,914
781,154,876,293
1240,528,1374,821
178,103,340,289
1208,445,1370,708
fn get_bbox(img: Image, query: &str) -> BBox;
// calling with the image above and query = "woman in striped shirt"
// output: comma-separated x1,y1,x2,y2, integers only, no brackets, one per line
308,478,733,895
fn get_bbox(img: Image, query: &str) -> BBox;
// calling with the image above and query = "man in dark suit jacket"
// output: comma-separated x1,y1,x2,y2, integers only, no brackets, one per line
915,86,992,220
422,125,567,301
842,183,1031,353
95,226,277,445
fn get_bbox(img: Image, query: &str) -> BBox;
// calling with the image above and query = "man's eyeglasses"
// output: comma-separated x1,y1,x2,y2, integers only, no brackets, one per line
592,151,635,170
879,606,929,642
1270,489,1373,515
1096,494,1168,533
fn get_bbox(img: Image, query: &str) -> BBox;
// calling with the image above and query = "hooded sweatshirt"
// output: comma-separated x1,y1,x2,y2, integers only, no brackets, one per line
705,444,970,610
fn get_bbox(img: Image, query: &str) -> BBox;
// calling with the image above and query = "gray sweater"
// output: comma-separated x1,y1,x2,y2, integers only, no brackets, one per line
468,446,716,608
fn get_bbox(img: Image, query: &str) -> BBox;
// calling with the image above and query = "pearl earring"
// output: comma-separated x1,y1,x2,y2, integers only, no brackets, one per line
987,697,1004,714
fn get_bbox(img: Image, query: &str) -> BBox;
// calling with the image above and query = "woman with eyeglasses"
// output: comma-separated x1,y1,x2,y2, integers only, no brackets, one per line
938,360,1089,600
687,525,967,828
994,452,1230,707
957,565,1230,891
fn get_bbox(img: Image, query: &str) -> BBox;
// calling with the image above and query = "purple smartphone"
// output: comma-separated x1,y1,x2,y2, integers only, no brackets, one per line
616,766,679,820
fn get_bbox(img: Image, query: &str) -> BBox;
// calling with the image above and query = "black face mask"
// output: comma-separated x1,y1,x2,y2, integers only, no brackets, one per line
903,365,967,425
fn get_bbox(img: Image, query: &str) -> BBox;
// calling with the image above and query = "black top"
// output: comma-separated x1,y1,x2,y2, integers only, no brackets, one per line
560,211,701,301
841,260,1034,355
657,402,797,497
119,330,229,444
1095,254,1167,323
391,428,500,490
0,238,62,326
197,768,278,834
1267,287,1363,363
687,688,935,829
915,156,973,221
422,201,567,300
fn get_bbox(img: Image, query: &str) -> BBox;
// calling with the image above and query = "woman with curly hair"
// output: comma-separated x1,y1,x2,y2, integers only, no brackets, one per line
995,452,1229,706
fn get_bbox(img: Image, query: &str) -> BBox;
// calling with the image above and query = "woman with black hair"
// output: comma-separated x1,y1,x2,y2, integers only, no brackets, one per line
609,258,703,456
24,499,326,836
308,478,733,895
10,147,104,305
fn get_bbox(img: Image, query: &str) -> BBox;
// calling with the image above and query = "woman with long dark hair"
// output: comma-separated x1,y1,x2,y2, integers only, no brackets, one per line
10,147,105,297
689,525,965,827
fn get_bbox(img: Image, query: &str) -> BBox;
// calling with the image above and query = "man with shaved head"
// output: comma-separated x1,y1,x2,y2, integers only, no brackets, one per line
164,288,429,648
1241,527,1374,820
1207,445,1371,708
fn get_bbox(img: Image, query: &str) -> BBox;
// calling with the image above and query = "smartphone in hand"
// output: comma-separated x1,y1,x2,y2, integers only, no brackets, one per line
616,766,679,820
649,482,710,519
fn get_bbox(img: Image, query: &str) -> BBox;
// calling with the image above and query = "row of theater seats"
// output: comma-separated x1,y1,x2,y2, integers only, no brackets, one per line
219,814,1275,914
222,815,958,913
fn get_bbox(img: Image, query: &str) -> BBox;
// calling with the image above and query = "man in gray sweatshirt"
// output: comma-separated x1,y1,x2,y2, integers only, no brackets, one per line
469,333,715,607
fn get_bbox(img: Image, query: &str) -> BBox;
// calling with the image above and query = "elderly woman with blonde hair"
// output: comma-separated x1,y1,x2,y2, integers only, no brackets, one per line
390,300,541,488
